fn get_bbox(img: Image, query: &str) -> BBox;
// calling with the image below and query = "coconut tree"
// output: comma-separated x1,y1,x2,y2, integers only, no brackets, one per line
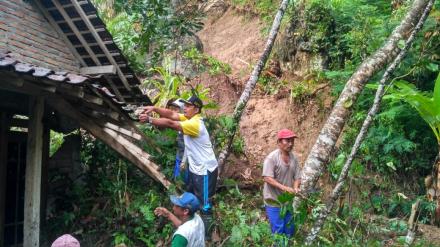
387,73,440,225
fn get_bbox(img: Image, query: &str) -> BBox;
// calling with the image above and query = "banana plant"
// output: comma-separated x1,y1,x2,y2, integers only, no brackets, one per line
386,73,440,225
387,74,440,144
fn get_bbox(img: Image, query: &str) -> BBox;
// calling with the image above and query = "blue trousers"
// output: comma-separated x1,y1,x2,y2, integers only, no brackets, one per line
265,206,295,237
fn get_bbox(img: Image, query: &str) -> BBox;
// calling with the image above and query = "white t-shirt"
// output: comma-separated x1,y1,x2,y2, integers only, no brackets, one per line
179,114,218,175
173,214,205,247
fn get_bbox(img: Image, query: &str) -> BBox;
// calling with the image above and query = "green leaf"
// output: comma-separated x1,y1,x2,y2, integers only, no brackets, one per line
277,192,294,204
386,161,396,171
427,63,439,72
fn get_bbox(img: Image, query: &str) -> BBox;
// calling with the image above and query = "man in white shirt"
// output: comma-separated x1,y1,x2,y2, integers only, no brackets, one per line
154,192,205,247
139,95,218,236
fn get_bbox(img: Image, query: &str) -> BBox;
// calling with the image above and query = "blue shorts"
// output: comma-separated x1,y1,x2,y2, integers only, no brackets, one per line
187,168,218,213
265,205,295,237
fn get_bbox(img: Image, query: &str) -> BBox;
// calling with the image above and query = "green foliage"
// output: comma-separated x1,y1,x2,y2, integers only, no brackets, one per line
205,115,245,155
143,65,217,109
216,189,273,246
95,0,204,73
230,0,279,26
183,48,232,75
387,74,440,144
49,130,65,157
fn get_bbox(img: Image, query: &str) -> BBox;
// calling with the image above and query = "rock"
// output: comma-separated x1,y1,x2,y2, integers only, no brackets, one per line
200,0,229,20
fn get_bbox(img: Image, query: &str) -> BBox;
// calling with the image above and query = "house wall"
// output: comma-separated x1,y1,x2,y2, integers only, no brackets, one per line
0,0,80,72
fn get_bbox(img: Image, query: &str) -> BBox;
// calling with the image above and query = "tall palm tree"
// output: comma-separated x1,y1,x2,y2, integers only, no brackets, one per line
388,73,440,225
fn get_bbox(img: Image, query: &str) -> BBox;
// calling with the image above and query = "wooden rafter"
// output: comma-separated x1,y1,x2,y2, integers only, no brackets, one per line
34,0,87,68
70,0,132,91
49,0,125,101
46,96,171,188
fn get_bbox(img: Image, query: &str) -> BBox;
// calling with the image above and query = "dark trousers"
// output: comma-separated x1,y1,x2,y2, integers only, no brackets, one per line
187,168,218,213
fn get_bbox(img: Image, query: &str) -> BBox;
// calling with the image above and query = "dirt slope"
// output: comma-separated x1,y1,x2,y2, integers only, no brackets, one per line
198,8,266,77
197,7,333,178
197,6,440,245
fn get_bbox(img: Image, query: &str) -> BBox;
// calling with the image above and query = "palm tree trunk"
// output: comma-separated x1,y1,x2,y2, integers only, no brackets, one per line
302,1,434,243
217,0,291,175
295,0,433,206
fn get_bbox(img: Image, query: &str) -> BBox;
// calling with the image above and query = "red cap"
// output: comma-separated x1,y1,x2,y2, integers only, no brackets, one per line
277,129,297,139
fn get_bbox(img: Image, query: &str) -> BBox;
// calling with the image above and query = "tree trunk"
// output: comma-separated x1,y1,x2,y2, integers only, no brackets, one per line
303,0,434,243
217,0,291,175
296,0,433,204
434,148,440,226
405,199,421,246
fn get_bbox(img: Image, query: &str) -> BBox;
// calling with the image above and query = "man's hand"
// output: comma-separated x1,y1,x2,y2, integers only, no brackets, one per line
154,207,170,218
284,186,296,194
293,187,301,194
135,106,155,116
139,114,149,123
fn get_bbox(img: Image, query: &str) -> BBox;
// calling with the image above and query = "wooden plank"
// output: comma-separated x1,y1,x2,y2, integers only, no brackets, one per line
70,0,133,91
34,0,87,68
103,122,142,141
24,97,44,247
50,0,124,101
46,97,171,188
87,86,161,153
73,40,113,48
40,126,50,226
10,117,28,128
0,113,11,247
80,65,116,75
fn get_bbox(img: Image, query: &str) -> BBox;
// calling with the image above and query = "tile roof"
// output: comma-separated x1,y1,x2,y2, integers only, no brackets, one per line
0,51,139,121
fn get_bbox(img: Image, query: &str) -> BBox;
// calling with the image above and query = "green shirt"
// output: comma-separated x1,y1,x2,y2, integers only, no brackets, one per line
171,234,188,247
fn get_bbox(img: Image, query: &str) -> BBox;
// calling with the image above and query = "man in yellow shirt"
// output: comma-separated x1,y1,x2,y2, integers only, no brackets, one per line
139,95,218,235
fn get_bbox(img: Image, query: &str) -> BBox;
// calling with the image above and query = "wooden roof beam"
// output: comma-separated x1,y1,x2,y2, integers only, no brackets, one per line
34,0,87,68
70,0,133,92
46,96,171,188
80,65,116,75
51,0,124,101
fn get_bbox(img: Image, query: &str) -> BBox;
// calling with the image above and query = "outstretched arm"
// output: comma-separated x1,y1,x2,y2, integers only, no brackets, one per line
139,115,183,132
140,106,180,120
154,207,182,227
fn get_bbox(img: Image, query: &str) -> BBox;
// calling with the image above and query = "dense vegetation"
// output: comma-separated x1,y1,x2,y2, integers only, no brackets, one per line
45,0,440,246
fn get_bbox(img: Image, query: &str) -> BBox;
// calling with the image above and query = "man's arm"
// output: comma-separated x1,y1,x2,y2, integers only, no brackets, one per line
293,179,301,193
263,176,296,194
154,207,182,227
152,118,183,132
140,106,180,120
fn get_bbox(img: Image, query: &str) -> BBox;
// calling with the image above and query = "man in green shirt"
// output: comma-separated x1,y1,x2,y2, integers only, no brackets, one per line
154,192,205,247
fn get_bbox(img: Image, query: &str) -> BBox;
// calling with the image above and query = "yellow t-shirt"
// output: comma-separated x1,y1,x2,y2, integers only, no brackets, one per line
179,114,201,137
178,114,218,175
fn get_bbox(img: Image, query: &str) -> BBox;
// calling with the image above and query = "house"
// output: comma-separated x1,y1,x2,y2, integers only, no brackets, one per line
0,0,170,246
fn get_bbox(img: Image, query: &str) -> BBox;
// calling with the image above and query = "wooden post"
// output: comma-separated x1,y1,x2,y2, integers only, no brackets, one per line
0,112,11,247
405,199,421,246
24,97,44,247
41,125,50,225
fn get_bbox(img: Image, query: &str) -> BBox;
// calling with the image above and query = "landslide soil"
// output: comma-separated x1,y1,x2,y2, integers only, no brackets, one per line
196,6,440,246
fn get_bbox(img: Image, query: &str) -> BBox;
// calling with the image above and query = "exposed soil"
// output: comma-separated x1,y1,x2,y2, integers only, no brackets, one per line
198,8,266,79
197,7,333,182
196,5,440,245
